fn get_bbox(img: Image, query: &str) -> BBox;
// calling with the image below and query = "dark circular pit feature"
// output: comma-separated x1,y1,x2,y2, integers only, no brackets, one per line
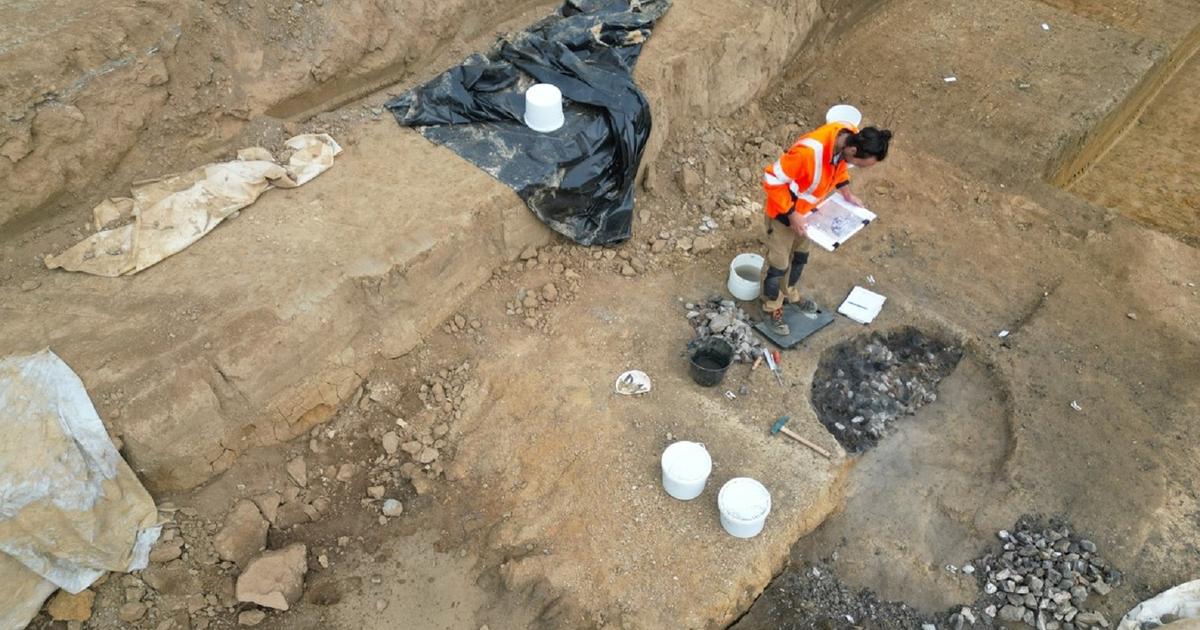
688,337,734,387
811,327,963,453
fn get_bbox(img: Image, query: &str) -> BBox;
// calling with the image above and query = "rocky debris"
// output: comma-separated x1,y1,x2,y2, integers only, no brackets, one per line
286,456,307,487
238,609,268,626
811,328,962,452
213,500,270,568
739,561,940,628
149,538,185,563
46,589,95,621
685,297,765,363
691,235,715,253
117,601,148,622
677,165,702,195
252,492,282,525
236,543,309,611
973,516,1121,629
443,311,480,335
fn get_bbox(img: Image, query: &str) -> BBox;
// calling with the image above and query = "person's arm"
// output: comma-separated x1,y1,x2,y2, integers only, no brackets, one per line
835,168,863,206
839,184,864,207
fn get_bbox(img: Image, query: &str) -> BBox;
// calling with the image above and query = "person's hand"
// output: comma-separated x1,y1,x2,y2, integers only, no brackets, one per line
790,217,808,239
841,189,864,207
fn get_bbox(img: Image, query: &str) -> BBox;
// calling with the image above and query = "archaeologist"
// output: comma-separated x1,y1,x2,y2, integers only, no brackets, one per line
759,122,892,335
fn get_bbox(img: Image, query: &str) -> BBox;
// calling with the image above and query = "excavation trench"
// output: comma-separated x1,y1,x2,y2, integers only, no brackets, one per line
1050,21,1200,245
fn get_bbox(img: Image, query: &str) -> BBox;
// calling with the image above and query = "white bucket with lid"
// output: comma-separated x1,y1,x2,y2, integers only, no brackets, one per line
661,441,712,501
727,253,763,301
524,83,565,132
825,104,862,128
718,477,771,538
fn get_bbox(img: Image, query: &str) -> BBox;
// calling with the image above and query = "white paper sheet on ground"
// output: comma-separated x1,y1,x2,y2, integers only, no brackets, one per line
803,192,877,251
0,350,161,630
44,134,342,277
838,286,887,324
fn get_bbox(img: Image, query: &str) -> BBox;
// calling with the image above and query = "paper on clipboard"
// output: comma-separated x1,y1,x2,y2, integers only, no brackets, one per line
802,192,877,251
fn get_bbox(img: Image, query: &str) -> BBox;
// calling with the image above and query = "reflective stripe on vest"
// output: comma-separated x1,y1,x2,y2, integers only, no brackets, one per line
763,160,791,187
788,138,824,205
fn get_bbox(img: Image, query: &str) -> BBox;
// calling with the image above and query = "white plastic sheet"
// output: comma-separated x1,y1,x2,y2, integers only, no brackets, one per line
0,350,161,629
45,134,341,277
1118,579,1200,630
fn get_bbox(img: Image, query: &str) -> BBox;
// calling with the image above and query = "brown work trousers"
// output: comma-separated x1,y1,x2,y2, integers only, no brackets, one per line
759,214,810,312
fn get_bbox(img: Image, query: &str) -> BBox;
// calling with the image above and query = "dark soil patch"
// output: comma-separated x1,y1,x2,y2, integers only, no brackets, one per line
811,327,963,453
730,561,945,630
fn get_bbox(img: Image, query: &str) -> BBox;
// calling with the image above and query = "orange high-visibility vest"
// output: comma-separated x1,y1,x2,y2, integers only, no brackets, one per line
761,122,857,218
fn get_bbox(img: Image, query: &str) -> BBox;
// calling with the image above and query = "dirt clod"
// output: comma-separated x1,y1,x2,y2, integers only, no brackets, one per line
213,500,269,568
46,589,95,622
236,543,309,611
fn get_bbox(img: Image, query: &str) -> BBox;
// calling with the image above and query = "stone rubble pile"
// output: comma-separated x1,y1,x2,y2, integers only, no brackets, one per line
810,328,961,452
974,517,1121,630
685,297,765,363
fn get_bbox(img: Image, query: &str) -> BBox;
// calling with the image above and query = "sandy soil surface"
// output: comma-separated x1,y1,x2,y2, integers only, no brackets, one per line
8,0,1200,627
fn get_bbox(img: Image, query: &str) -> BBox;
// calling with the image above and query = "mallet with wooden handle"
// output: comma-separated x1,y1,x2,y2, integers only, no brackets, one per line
770,415,832,459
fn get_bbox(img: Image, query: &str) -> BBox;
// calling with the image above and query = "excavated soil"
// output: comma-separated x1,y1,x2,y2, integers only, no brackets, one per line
7,0,1200,627
810,327,963,453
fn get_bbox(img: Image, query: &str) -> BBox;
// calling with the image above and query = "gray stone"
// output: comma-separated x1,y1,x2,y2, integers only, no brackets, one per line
381,499,403,518
1090,580,1111,596
1079,540,1097,553
999,605,1026,622
1074,611,1106,627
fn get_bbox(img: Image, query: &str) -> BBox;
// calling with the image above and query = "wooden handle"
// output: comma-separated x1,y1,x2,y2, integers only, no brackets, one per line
780,426,832,459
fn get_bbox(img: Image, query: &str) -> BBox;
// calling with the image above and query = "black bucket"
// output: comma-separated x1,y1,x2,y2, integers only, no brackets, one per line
688,337,734,387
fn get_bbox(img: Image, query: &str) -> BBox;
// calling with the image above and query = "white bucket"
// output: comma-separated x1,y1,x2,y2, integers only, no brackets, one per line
825,104,863,128
718,477,771,538
727,253,763,301
661,441,712,501
524,83,565,133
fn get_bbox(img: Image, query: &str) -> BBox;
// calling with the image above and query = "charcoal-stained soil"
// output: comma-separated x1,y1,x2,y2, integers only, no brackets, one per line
810,328,963,453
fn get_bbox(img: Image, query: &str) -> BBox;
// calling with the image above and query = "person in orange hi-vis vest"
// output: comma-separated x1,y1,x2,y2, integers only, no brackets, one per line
759,123,893,335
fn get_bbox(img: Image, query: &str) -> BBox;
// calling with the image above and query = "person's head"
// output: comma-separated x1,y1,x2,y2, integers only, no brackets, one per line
842,127,893,167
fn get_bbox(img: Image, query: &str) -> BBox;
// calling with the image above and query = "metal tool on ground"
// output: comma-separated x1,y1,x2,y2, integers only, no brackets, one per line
770,415,832,459
763,348,784,387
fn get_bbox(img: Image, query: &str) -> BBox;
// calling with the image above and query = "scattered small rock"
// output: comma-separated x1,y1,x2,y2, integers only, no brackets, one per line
381,431,401,455
685,296,765,363
286,457,307,487
149,539,184,563
236,543,309,611
381,499,404,517
213,500,269,568
46,589,95,622
238,609,267,626
118,602,148,622
972,516,1121,629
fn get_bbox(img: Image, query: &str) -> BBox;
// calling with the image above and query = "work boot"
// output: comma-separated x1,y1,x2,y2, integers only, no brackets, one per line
798,298,819,315
766,307,790,336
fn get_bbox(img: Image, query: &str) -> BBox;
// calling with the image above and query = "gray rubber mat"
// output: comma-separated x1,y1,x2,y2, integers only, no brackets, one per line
754,303,836,349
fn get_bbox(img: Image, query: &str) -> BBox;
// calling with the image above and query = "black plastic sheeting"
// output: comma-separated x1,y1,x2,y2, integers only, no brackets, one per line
385,0,670,246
